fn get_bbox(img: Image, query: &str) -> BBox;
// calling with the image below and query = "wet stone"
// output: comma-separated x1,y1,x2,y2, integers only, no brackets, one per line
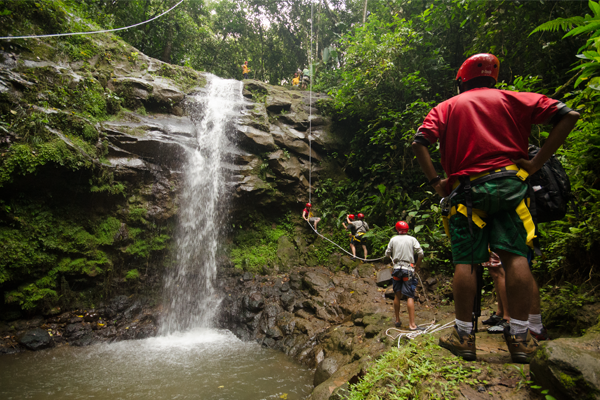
244,292,265,312
18,328,53,351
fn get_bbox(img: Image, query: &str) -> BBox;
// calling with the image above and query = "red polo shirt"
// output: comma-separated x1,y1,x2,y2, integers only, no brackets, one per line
416,88,559,192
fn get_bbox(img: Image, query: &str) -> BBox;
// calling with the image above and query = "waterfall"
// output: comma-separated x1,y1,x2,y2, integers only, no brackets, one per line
160,75,244,334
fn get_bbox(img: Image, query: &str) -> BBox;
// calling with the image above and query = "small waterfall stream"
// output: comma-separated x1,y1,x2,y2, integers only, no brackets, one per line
160,75,243,334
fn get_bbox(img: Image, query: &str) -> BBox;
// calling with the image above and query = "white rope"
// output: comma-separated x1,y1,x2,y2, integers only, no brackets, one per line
385,320,455,348
305,219,386,262
0,0,185,40
308,0,313,204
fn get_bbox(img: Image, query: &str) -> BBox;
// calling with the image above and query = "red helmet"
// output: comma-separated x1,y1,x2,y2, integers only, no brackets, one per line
395,221,409,234
456,53,500,84
348,214,355,220
357,213,365,219
306,203,312,208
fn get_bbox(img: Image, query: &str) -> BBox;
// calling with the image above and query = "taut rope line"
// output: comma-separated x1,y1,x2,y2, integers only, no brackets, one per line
0,0,185,40
309,0,313,204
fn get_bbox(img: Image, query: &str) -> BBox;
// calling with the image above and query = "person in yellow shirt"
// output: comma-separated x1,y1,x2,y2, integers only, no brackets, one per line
242,61,250,79
292,72,300,86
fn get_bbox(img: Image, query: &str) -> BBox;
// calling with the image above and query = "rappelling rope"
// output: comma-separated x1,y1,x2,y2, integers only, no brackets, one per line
308,1,313,204
305,220,386,262
0,0,185,40
385,321,455,348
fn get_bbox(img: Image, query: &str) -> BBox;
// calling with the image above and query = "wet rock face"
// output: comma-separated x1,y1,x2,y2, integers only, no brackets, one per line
18,328,53,351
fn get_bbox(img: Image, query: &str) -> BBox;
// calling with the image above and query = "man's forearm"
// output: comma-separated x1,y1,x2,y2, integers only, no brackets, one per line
412,142,448,197
533,111,579,171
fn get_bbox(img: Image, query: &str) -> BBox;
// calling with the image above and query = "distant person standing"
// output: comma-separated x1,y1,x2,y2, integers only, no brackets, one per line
301,66,311,89
292,72,300,87
242,61,250,79
347,213,369,260
385,221,424,330
342,214,357,258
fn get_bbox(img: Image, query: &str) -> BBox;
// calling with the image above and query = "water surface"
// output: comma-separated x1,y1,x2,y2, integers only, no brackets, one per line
0,329,313,400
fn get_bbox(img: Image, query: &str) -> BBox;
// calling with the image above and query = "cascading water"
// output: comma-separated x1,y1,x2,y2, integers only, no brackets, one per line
160,75,244,334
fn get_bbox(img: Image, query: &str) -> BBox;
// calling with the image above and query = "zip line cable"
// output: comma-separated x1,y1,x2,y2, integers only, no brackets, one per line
0,0,185,40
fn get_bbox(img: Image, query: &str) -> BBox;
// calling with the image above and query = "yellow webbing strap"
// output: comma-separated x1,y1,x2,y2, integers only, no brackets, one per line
515,199,537,246
451,164,529,189
442,216,450,237
452,205,487,228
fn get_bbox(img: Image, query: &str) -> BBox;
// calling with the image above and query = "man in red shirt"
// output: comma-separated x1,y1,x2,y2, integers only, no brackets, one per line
412,53,579,363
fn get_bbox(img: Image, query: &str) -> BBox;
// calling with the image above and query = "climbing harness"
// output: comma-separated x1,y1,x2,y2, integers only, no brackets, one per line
385,321,455,348
305,220,385,262
0,0,184,40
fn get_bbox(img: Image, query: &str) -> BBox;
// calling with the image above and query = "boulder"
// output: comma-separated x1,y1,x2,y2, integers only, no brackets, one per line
310,361,363,400
18,328,53,351
234,125,278,152
304,271,332,295
244,292,265,312
314,353,350,387
277,235,298,272
531,334,600,400
376,268,393,287
266,93,292,112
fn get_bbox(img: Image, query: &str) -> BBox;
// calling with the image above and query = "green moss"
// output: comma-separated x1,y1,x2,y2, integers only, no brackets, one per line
128,205,148,224
95,217,121,246
560,372,577,389
126,233,170,258
124,269,140,281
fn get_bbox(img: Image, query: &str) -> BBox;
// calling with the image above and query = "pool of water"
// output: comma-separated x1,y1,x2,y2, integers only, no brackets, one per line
0,329,314,400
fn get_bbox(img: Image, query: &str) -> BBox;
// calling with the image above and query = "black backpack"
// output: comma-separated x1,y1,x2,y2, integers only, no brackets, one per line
528,144,574,223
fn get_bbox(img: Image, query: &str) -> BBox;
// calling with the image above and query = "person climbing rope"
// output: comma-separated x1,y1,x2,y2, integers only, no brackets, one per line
302,203,320,231
346,213,369,260
242,61,250,79
385,221,424,330
412,53,579,363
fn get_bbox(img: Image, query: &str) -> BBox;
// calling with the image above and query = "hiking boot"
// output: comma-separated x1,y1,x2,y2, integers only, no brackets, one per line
504,328,539,364
482,312,502,326
439,326,476,361
531,326,550,341
487,319,509,334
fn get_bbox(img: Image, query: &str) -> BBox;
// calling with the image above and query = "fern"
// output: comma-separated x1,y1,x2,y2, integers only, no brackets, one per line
530,16,585,35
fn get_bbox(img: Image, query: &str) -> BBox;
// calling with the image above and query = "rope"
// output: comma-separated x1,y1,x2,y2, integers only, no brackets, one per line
308,1,313,204
385,320,455,348
0,0,185,40
305,219,385,262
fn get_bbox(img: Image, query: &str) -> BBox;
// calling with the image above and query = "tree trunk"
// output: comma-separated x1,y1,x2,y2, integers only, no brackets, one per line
363,0,368,23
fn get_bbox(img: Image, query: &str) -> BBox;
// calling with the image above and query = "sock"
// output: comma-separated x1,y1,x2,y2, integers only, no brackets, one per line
509,318,528,335
528,314,543,334
455,319,473,334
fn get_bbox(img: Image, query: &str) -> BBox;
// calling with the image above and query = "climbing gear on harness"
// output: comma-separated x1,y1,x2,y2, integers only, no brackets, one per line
357,213,365,219
528,144,576,223
306,202,312,208
395,221,409,234
348,214,355,220
456,53,500,85
441,164,539,253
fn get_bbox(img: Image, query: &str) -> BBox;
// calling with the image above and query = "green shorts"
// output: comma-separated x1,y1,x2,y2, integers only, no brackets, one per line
449,177,530,264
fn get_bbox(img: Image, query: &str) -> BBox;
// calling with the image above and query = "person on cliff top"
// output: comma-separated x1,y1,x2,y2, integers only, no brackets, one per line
411,53,579,363
302,202,320,231
385,221,424,330
344,213,369,260
292,72,300,87
242,61,250,79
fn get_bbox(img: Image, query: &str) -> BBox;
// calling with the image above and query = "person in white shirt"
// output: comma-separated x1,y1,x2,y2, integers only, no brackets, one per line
385,221,424,330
